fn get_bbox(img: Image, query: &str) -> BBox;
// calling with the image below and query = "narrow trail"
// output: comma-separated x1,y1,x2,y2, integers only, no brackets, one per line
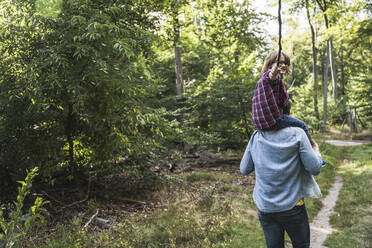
325,139,370,146
308,139,370,247
310,175,343,248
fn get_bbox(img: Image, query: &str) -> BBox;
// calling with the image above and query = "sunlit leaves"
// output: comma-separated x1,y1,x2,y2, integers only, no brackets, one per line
36,0,62,18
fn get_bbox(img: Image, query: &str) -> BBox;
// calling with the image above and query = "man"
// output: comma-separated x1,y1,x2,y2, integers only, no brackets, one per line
240,126,324,248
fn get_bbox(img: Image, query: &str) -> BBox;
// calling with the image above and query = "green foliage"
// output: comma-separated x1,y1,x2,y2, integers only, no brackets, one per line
0,168,47,248
291,81,323,131
0,0,173,186
36,0,62,17
173,1,263,149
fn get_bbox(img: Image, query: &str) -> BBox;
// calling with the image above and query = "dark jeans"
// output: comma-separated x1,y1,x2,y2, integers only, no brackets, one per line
263,114,311,142
258,205,310,248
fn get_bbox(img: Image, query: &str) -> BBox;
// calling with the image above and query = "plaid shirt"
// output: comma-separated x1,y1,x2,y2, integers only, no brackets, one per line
252,70,289,130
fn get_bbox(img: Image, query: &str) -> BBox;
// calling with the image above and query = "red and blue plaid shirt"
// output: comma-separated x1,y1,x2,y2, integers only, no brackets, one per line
252,70,289,130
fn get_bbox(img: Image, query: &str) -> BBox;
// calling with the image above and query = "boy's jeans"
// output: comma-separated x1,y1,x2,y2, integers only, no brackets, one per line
258,205,310,248
263,114,311,142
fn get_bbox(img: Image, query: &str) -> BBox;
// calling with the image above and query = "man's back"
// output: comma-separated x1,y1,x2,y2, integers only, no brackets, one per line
240,127,322,212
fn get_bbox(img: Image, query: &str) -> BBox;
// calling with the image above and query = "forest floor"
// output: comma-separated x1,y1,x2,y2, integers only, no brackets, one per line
17,131,372,247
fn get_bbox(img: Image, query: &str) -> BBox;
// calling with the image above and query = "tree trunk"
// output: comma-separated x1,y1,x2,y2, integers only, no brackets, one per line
348,106,353,134
339,44,346,115
306,1,319,120
353,108,358,133
329,39,337,100
291,47,295,85
173,4,188,152
322,45,329,132
66,102,75,168
312,35,319,120
316,0,337,100
174,14,183,96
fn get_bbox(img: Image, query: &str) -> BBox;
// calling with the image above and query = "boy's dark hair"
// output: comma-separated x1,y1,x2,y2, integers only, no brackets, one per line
261,51,290,74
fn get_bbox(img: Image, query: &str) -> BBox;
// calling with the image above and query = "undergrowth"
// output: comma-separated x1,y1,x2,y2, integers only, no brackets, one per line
15,136,343,248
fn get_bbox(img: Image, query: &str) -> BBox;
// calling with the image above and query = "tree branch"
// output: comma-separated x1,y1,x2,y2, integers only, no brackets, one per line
83,209,99,230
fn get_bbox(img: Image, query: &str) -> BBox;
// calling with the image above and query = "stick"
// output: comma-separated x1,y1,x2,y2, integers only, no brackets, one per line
288,79,296,90
83,209,99,230
277,0,282,66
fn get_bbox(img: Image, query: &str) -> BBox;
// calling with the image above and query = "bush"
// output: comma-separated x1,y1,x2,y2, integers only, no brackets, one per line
0,168,47,248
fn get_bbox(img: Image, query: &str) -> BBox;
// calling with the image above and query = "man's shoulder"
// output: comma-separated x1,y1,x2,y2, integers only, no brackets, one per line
286,126,308,137
276,127,307,137
281,126,306,133
255,127,306,142
257,127,305,135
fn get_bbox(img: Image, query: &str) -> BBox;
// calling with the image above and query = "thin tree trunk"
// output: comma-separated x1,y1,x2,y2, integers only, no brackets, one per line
353,108,358,133
322,45,329,132
291,46,295,84
329,39,337,100
306,0,319,120
312,35,320,120
339,44,346,115
315,0,337,100
174,13,183,96
67,102,75,168
173,4,187,152
66,102,84,199
348,106,353,134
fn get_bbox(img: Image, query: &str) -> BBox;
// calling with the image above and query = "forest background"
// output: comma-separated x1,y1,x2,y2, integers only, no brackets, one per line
0,0,371,246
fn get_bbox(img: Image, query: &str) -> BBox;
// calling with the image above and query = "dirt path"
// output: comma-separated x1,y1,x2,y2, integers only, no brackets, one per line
325,139,370,146
310,175,343,248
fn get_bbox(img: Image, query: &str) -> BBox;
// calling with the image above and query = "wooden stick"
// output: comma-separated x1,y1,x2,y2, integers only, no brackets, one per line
83,209,99,230
277,0,282,66
288,79,296,90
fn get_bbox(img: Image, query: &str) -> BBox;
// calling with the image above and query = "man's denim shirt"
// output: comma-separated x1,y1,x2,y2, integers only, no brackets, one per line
240,127,323,213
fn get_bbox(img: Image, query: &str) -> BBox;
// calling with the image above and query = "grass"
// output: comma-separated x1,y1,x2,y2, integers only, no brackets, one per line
16,137,344,248
185,172,217,182
324,144,372,248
